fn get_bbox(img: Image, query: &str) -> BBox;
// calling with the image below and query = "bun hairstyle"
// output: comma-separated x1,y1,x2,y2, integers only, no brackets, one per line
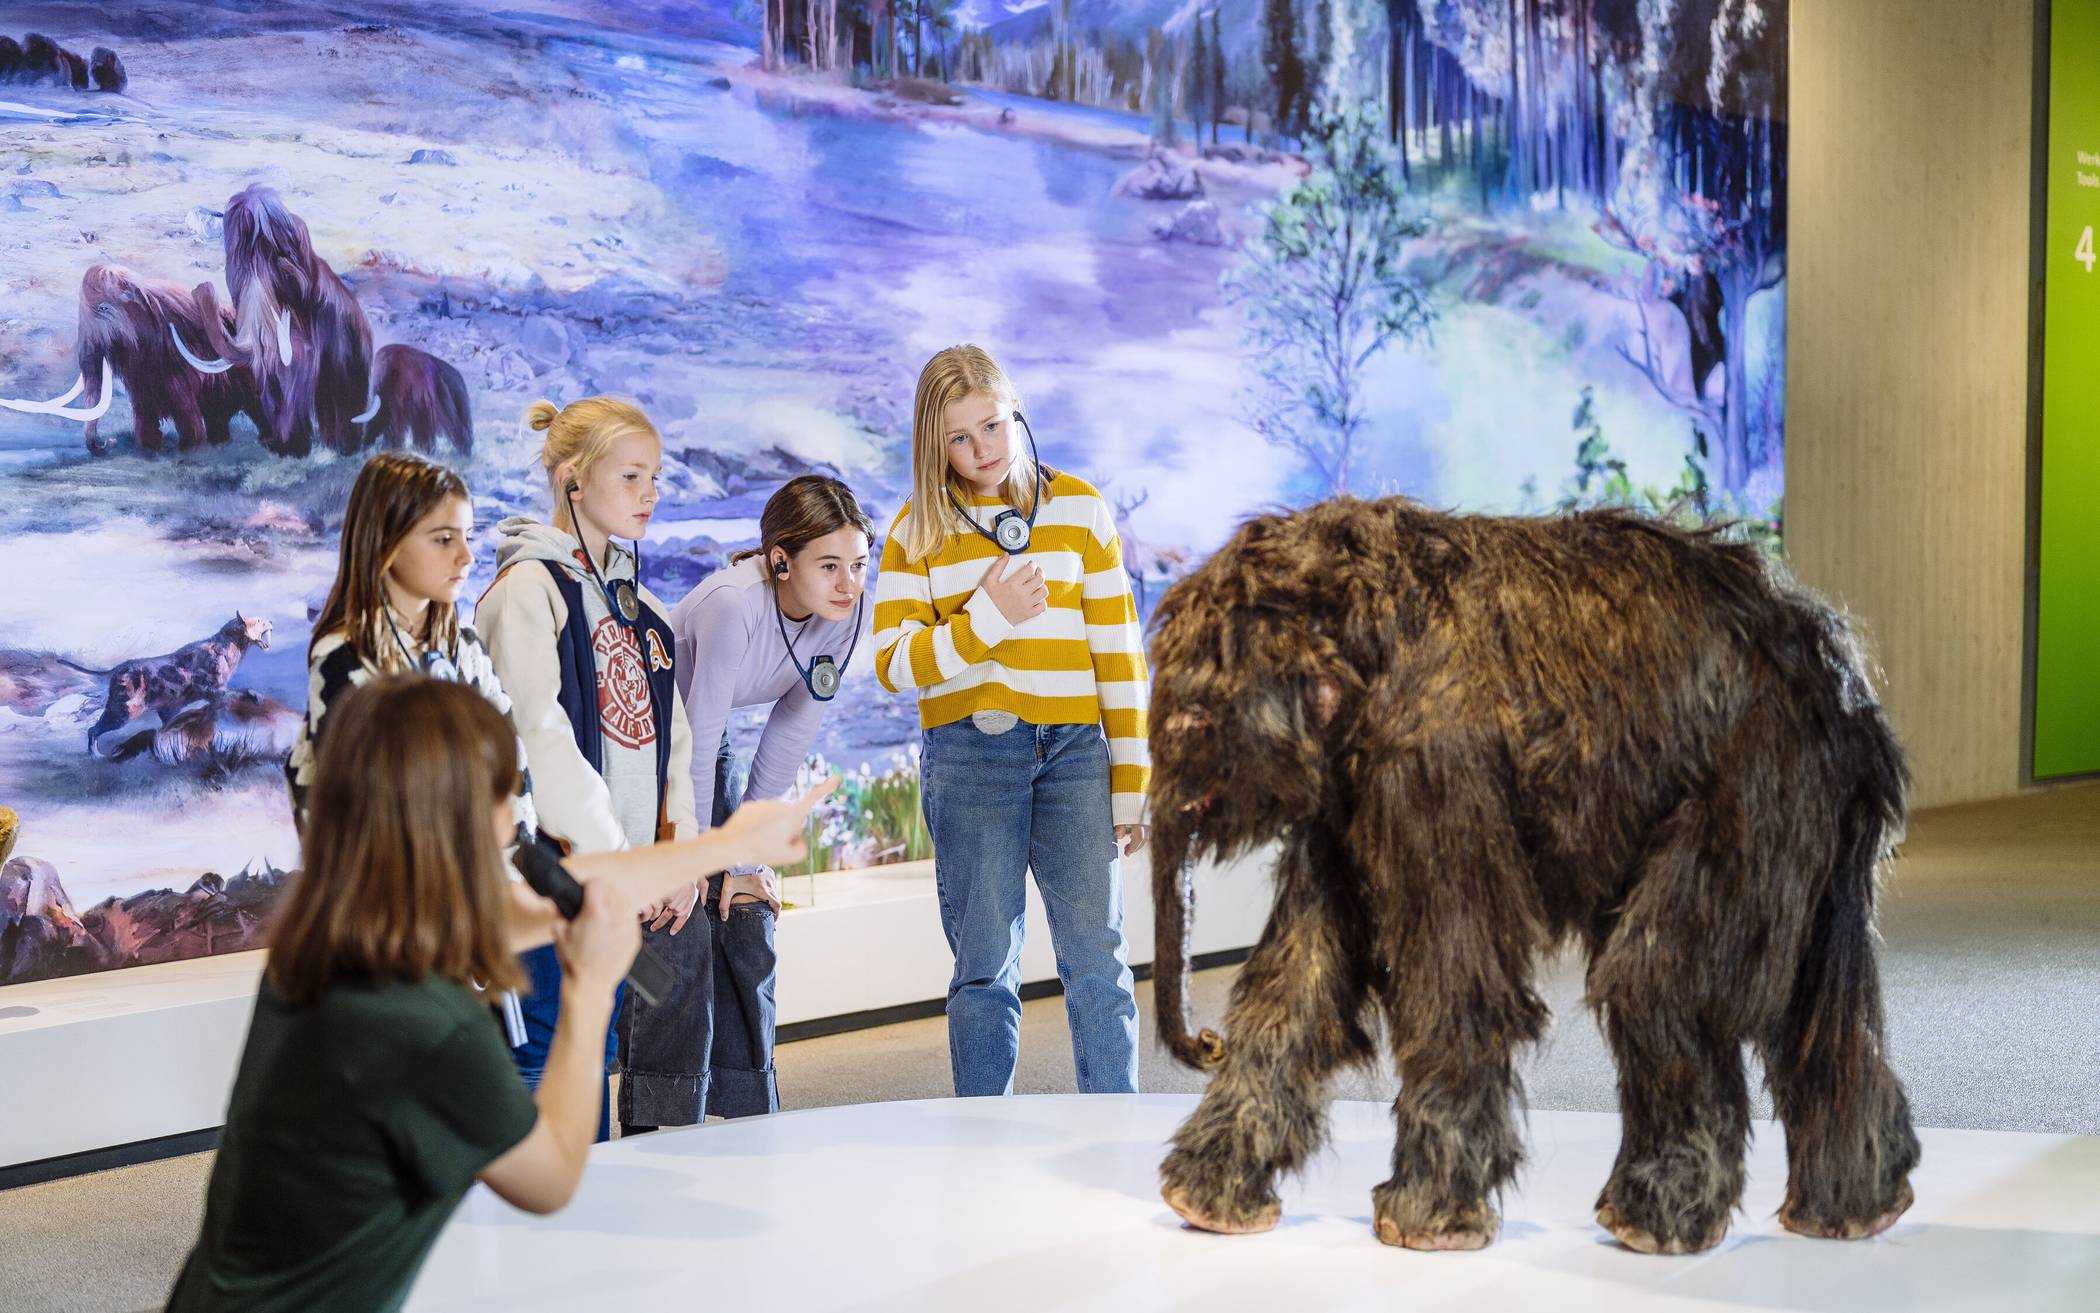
522,396,659,532
525,400,562,433
731,475,877,572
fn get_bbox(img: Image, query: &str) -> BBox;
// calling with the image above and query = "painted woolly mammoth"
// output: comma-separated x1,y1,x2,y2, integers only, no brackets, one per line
368,343,472,454
209,183,374,457
1146,498,1918,1255
0,265,264,457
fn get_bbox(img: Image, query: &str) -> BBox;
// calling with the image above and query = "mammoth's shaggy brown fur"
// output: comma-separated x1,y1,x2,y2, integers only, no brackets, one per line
71,265,265,457
1147,498,1918,1255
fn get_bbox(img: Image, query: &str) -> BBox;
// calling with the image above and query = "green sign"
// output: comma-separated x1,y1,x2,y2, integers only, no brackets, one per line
2037,0,2100,779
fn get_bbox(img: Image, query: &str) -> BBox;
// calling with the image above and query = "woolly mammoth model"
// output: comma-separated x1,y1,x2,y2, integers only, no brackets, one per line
206,183,375,457
0,265,265,456
1147,498,1918,1255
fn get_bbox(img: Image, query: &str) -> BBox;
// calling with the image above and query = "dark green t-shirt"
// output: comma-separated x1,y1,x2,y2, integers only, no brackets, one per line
166,974,539,1313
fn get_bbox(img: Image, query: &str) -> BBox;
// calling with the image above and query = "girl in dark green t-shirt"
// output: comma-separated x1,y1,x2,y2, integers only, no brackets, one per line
167,678,830,1312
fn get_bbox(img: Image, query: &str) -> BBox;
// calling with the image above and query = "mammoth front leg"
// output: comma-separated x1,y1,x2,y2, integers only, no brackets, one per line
1370,802,1549,1250
1161,835,1373,1235
168,390,209,452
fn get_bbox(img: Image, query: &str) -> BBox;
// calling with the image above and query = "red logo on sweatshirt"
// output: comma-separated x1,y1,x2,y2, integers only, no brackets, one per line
593,616,657,751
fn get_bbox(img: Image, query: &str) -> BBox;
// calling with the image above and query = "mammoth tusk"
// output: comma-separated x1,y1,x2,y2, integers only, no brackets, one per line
169,324,233,374
276,309,293,362
351,394,381,425
0,372,90,415
24,359,116,423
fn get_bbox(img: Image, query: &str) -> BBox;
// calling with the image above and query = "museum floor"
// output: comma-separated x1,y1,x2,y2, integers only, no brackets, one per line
3,782,2094,1313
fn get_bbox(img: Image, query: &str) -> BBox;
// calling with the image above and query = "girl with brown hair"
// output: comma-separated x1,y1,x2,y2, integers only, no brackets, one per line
286,452,533,839
635,474,876,1132
169,677,829,1312
285,450,543,1054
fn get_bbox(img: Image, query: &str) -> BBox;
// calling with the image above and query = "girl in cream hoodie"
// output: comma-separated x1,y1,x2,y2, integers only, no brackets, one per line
478,396,700,1139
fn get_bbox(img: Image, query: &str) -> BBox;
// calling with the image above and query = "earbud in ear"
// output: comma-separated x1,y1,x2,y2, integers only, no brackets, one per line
772,558,789,579
566,481,580,496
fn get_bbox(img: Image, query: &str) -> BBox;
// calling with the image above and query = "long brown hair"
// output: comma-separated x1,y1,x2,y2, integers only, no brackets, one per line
899,344,1045,563
730,475,876,570
311,453,470,672
268,677,524,1006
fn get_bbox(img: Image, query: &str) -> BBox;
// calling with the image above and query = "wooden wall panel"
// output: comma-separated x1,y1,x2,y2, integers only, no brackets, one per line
1786,0,2037,807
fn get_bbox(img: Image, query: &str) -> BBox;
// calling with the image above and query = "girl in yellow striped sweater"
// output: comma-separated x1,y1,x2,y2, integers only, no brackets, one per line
874,344,1147,1096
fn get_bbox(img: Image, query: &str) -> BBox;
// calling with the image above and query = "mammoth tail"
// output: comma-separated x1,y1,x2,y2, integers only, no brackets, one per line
1773,681,1910,1148
1150,818,1226,1071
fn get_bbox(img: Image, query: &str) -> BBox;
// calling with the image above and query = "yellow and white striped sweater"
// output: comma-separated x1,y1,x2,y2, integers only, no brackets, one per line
874,471,1150,827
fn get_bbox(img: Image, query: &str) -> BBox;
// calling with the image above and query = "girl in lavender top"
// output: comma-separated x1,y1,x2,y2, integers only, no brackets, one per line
629,476,875,1132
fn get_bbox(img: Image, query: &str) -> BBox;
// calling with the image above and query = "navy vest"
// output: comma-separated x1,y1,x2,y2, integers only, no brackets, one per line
539,559,680,841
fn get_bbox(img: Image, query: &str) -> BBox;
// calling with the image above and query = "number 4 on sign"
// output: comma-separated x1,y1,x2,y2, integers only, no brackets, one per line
2079,226,2096,272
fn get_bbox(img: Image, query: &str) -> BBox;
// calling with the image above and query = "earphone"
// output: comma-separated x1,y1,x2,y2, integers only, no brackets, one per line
947,411,1047,555
770,551,861,702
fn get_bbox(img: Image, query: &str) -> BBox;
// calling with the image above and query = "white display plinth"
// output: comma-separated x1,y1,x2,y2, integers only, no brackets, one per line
410,1094,2100,1312
0,849,1274,1170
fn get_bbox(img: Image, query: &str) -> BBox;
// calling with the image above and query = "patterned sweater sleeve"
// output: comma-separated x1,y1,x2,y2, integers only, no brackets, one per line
1080,494,1151,827
458,627,540,850
284,635,368,832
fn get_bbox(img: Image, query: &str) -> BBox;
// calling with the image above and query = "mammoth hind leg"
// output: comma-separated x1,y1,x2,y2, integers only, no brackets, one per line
1161,833,1374,1236
1587,796,1755,1255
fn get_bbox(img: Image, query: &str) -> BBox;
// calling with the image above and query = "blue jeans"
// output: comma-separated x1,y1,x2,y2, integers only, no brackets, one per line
617,735,779,1127
513,945,625,1142
617,871,780,1126
920,719,1140,1097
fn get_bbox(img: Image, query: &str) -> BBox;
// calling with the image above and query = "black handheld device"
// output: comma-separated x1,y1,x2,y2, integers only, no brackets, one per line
512,841,676,1006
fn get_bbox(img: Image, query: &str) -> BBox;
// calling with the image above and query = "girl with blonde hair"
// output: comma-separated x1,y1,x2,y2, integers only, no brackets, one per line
873,344,1149,1097
478,396,702,1136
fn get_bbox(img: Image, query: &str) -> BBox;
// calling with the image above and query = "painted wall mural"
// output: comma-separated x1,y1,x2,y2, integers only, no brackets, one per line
0,0,1785,985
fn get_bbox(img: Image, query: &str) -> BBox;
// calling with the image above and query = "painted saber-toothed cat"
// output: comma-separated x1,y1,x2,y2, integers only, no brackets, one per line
63,613,274,758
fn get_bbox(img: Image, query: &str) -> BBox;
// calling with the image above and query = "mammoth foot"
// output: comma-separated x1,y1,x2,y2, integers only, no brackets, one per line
1597,1203,1727,1255
1372,1182,1499,1251
1162,1184,1279,1235
1780,1180,1914,1241
1593,1144,1743,1255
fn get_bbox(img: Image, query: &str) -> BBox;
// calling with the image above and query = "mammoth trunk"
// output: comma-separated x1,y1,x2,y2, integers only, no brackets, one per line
1151,817,1225,1071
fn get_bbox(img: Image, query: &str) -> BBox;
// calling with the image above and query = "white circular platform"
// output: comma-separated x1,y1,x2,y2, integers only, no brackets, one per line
408,1094,2100,1311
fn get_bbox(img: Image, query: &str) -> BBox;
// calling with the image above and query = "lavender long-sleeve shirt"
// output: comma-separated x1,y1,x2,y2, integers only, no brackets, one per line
669,555,868,828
